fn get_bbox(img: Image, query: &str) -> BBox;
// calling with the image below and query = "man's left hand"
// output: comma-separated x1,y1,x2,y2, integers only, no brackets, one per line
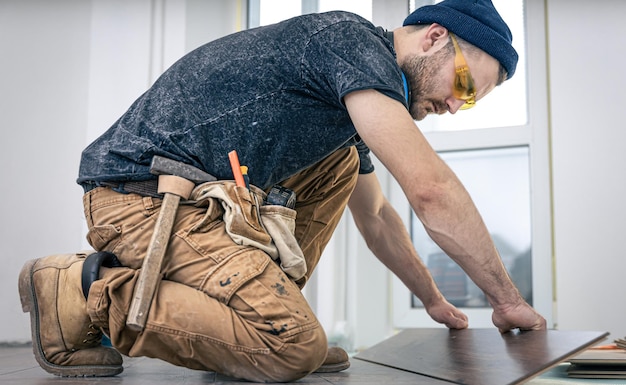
492,301,547,333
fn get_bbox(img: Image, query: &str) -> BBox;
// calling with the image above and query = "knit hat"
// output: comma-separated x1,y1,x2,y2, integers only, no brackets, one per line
403,0,518,79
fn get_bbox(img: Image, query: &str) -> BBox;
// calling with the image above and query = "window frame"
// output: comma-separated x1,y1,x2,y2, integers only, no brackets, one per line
245,0,553,347
390,0,553,328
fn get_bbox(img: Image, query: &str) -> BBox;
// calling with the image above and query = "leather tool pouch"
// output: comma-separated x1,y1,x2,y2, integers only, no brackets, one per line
190,181,307,281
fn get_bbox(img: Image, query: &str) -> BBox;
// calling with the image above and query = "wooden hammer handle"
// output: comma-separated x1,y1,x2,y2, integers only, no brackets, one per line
126,192,180,331
126,174,194,331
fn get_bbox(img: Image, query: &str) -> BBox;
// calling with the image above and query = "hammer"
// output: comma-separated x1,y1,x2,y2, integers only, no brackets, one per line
126,156,216,331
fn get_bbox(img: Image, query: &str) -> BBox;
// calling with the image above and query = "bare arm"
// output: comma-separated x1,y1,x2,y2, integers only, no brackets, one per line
349,172,468,328
344,89,546,331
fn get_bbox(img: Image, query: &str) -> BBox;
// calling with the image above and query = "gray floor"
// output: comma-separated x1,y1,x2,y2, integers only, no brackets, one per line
0,344,611,384
0,344,447,385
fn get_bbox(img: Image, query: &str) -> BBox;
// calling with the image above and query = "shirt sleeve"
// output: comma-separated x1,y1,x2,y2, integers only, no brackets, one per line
356,140,375,174
300,18,407,110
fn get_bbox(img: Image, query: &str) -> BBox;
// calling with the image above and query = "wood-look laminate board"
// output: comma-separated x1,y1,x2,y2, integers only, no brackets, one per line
355,328,608,385
569,348,626,366
567,349,626,379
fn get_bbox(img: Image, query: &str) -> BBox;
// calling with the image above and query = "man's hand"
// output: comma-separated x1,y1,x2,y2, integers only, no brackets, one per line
426,299,469,329
492,301,547,333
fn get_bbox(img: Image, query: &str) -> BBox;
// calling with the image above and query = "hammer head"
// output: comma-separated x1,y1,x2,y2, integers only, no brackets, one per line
150,156,217,184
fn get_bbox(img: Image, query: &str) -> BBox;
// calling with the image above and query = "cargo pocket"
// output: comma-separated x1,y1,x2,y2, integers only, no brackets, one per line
188,197,224,234
200,248,270,304
225,185,268,243
191,181,274,255
259,205,306,281
86,224,122,251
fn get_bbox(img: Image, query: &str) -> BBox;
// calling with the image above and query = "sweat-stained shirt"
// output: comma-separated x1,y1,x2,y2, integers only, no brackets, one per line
78,11,408,191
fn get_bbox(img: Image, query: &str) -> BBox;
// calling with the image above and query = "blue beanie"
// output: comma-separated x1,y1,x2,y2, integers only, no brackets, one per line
403,0,518,79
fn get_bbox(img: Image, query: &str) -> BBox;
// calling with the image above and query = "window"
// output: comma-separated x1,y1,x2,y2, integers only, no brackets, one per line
249,0,372,28
392,0,552,328
410,147,533,309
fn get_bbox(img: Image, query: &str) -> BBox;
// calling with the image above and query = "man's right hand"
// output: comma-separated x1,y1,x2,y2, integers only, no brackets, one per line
426,299,469,329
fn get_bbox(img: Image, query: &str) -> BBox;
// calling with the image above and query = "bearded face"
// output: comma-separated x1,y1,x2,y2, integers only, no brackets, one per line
401,43,454,121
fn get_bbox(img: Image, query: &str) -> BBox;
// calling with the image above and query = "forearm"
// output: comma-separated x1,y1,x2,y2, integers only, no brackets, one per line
413,174,523,309
402,161,544,331
349,194,445,308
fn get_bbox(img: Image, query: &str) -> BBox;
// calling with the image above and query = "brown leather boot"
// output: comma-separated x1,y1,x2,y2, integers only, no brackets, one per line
315,346,350,373
18,252,123,377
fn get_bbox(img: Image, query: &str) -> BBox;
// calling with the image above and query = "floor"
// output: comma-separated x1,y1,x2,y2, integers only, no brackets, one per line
0,344,440,385
0,343,617,385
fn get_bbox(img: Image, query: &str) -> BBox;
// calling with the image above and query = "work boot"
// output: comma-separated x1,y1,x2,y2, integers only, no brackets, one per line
18,252,123,377
315,346,350,373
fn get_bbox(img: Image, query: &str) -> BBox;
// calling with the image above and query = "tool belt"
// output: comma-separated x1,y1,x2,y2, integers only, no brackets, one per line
83,179,306,280
190,181,306,281
82,180,162,198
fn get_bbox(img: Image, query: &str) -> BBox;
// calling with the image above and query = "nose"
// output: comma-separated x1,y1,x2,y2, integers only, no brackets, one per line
446,97,465,114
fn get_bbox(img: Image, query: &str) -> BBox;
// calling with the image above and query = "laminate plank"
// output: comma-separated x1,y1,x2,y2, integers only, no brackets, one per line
355,328,608,385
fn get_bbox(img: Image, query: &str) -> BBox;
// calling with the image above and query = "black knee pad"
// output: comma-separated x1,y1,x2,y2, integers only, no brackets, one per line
81,251,123,299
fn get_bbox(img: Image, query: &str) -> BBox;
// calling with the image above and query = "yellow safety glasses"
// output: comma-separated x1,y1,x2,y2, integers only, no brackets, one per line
450,33,476,110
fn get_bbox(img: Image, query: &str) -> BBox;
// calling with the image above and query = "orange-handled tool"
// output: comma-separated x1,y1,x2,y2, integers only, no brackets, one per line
228,150,246,187
240,165,250,190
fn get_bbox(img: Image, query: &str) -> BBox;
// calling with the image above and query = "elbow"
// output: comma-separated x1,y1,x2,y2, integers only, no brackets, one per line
353,211,383,251
410,179,455,228
351,203,387,253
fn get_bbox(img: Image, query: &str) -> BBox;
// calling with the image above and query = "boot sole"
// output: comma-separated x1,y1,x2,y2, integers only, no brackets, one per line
19,258,123,377
314,360,351,373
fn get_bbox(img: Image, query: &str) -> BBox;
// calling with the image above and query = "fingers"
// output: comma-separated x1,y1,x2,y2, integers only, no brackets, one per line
493,307,547,333
445,311,469,329
521,317,547,331
447,318,469,329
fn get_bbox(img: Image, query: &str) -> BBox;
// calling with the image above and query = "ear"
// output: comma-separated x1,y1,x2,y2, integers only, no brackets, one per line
421,23,450,53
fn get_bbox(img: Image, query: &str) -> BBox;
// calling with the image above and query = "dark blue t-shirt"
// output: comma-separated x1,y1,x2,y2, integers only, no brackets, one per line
78,11,407,190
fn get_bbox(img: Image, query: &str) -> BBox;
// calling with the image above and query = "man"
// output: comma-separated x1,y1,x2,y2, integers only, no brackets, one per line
19,0,546,382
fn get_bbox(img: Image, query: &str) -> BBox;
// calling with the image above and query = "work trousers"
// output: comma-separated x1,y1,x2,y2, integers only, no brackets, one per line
82,147,359,382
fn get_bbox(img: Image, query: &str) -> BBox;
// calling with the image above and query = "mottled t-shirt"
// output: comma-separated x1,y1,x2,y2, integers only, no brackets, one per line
78,11,407,190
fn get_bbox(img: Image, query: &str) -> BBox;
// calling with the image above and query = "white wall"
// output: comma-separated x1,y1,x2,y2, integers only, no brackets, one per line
1,0,625,346
0,0,91,342
548,0,626,338
0,0,244,343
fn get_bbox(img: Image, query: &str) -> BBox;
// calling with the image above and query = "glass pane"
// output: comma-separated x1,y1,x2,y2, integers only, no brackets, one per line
410,146,533,308
319,0,372,20
257,0,301,26
410,0,527,131
255,0,373,26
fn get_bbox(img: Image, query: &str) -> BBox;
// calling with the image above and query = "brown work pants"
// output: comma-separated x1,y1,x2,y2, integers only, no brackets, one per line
82,147,359,382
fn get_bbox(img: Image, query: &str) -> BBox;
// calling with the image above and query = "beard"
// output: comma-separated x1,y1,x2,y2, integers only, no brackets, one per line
400,46,453,121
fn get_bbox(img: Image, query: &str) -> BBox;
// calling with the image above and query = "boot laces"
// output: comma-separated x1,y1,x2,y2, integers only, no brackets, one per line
82,324,103,345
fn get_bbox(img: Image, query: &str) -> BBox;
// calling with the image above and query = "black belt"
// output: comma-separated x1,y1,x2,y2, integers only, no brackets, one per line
83,180,162,198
